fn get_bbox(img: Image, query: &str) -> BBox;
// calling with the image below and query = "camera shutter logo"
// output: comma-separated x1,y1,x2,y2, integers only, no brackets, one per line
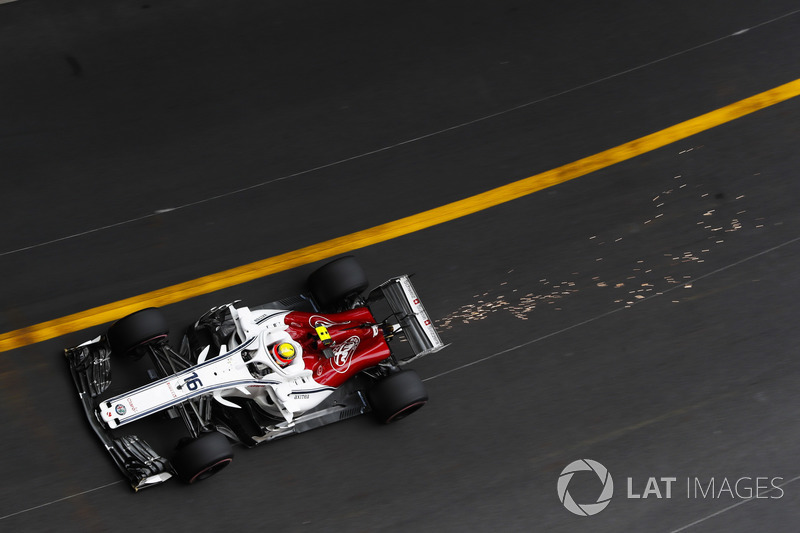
557,459,614,516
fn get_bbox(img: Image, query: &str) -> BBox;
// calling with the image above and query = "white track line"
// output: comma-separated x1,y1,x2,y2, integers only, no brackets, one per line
3,235,797,522
669,474,800,533
2,9,800,525
424,235,800,383
0,480,122,521
0,241,798,524
3,7,799,258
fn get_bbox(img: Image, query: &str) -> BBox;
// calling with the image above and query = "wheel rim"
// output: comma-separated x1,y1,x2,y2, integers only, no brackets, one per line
188,457,233,484
385,400,426,423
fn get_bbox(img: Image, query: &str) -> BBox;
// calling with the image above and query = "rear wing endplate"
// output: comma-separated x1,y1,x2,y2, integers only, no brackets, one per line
369,275,444,360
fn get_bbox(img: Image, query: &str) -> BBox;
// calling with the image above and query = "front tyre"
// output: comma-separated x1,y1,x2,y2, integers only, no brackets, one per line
172,431,234,484
106,307,169,356
368,370,428,424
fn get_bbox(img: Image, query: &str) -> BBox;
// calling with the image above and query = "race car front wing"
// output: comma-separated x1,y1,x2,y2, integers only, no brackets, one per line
65,340,173,490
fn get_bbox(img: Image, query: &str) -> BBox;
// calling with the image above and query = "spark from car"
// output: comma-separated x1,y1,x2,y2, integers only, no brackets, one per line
434,147,778,330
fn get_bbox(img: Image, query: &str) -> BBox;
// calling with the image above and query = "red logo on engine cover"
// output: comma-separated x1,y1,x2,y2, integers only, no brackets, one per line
331,336,359,374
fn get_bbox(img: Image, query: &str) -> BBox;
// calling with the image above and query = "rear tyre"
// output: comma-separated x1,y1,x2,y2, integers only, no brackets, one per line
307,256,369,311
107,307,169,356
172,431,234,484
368,370,428,424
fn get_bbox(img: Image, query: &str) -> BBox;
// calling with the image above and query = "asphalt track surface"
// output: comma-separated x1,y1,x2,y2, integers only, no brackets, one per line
2,1,800,531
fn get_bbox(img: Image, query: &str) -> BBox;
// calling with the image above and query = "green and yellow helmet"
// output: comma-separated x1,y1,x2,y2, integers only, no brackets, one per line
272,342,297,366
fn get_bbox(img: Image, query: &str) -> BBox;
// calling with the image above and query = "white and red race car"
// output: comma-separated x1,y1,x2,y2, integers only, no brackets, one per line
65,257,444,490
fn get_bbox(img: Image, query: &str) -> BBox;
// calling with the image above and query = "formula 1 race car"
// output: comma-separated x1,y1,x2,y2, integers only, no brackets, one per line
65,257,444,490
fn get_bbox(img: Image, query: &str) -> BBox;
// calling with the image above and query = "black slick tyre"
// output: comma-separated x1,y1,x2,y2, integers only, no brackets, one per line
107,307,169,356
368,370,428,424
172,431,234,484
307,256,369,311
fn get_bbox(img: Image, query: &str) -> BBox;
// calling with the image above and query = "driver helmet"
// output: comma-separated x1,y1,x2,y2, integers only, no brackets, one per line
271,342,297,367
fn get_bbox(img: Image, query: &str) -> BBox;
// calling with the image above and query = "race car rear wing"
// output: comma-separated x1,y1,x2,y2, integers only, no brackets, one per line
369,275,444,361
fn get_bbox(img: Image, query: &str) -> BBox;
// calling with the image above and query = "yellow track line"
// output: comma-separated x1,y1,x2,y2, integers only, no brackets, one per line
3,78,800,353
